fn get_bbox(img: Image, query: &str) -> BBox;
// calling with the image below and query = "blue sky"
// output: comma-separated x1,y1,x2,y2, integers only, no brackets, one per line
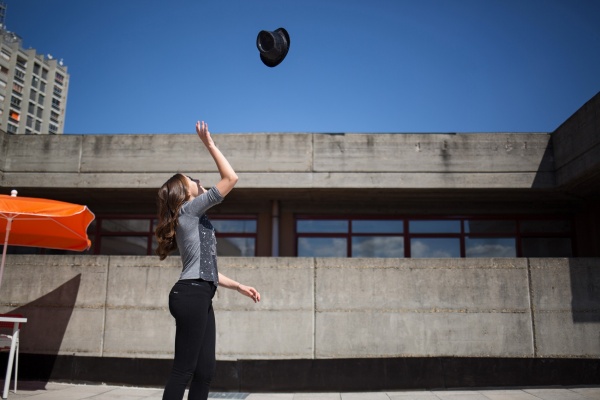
5,0,600,134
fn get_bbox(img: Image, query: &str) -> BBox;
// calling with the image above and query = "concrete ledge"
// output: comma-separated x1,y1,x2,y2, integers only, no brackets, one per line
0,130,557,190
0,171,556,189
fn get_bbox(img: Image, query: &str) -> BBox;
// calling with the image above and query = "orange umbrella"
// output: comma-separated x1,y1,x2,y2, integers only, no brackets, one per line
0,190,95,291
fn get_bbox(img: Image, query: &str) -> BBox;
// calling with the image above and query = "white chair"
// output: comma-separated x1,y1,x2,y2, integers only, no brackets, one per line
0,314,27,399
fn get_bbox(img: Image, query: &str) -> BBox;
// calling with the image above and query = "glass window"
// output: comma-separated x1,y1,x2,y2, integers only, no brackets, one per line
36,107,43,118
34,120,41,131
217,237,255,257
297,220,348,233
298,237,346,257
352,220,403,233
38,93,44,105
466,238,516,257
409,220,461,233
520,220,571,234
466,220,515,234
14,69,24,81
522,238,572,257
33,63,40,75
410,238,460,258
10,96,20,108
209,219,256,233
31,77,38,88
99,236,149,255
352,236,404,257
28,102,35,114
101,219,150,233
42,68,48,80
39,81,46,92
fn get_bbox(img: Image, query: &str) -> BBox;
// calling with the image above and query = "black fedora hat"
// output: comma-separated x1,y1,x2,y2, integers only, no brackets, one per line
256,27,290,67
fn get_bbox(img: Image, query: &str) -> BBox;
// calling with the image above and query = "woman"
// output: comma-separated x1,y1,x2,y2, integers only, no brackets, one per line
155,120,260,400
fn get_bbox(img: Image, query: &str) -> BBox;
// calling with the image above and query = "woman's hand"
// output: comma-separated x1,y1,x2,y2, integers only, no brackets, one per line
196,120,215,148
237,284,261,303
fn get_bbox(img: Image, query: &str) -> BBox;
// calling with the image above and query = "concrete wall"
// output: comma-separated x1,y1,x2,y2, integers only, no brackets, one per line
0,255,597,360
552,92,600,189
0,131,554,190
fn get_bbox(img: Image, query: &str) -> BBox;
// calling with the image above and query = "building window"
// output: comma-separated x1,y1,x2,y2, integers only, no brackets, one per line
55,72,64,85
90,215,257,256
28,102,35,114
39,81,46,93
93,218,154,255
12,82,23,94
26,115,33,128
0,48,10,60
7,123,17,133
10,96,21,109
51,98,60,110
31,76,38,88
211,217,257,256
29,90,36,101
49,123,58,133
35,119,41,131
33,63,40,75
16,57,26,70
53,86,62,96
36,107,43,118
14,69,24,83
9,110,19,122
295,216,574,258
50,111,59,123
41,68,48,80
38,93,44,105
0,65,8,74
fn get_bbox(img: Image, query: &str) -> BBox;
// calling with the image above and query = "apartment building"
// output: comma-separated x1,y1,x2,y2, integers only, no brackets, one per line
0,23,69,134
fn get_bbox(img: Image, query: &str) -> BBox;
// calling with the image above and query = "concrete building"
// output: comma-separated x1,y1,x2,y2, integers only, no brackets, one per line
0,91,598,391
0,3,69,135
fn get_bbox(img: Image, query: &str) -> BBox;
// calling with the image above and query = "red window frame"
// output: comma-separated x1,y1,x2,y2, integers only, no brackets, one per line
295,215,576,258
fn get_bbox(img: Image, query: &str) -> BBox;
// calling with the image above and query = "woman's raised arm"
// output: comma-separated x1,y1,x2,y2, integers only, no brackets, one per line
196,120,238,197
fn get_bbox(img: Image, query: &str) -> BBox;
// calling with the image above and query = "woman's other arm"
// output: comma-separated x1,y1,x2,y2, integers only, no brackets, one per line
218,272,261,303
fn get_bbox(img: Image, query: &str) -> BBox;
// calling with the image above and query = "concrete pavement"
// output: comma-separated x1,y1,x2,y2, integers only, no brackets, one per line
1,382,600,400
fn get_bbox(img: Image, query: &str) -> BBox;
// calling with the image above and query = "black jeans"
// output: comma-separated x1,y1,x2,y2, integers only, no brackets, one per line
163,279,217,400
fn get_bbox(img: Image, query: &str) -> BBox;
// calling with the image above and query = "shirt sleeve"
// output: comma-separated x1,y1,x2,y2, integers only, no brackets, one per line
183,186,224,217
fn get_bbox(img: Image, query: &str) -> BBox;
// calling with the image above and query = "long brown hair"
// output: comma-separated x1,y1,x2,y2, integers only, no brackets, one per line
155,173,189,260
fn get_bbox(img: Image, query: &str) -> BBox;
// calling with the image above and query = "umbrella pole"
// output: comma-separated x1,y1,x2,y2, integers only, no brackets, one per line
0,218,12,293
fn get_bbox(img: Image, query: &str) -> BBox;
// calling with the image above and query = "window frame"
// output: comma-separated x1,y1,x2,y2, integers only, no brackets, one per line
295,214,576,258
90,214,258,256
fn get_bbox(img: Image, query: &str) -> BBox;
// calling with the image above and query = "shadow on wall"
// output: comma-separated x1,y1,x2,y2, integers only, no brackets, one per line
3,274,81,381
530,136,555,189
570,259,600,323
